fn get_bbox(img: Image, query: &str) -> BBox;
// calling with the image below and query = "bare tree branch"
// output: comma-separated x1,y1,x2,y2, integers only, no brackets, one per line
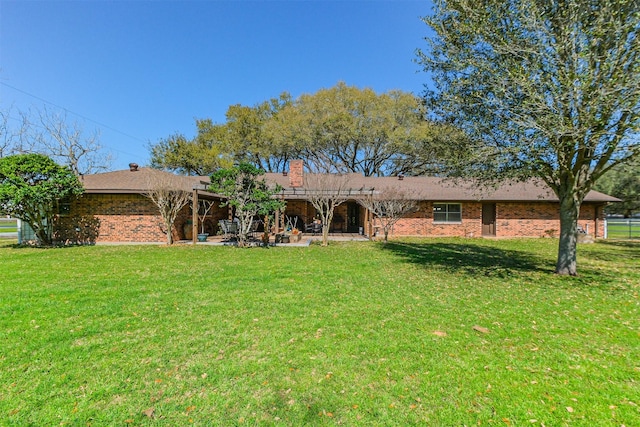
144,170,192,245
303,172,352,246
357,187,418,242
0,106,112,175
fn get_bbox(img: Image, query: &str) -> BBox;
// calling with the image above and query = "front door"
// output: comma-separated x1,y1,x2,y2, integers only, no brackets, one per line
346,203,360,233
482,203,496,236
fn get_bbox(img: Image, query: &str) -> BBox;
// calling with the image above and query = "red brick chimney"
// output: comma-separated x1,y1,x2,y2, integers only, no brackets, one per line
288,160,304,188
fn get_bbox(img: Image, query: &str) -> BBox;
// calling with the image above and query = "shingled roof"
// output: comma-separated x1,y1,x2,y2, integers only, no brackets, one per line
264,173,619,203
80,167,619,203
80,167,206,194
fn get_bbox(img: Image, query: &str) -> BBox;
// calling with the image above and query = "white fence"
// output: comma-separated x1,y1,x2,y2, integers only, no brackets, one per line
605,218,640,240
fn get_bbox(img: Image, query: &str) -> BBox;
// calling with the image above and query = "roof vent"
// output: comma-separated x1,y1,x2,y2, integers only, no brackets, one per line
129,163,139,172
398,174,404,181
282,171,288,176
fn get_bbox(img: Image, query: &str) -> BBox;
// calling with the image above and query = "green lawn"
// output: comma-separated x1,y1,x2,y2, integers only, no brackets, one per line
0,219,17,234
0,239,638,426
607,221,640,240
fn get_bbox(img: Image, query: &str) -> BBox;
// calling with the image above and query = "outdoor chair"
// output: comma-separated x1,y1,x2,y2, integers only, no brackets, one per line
305,222,322,235
219,220,239,240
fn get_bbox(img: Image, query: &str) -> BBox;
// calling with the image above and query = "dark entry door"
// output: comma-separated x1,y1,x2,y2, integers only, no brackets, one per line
482,203,496,236
346,203,360,233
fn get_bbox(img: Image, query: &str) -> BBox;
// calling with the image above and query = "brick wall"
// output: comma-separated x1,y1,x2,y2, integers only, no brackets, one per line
383,202,482,238
495,202,604,238
65,193,226,243
65,194,606,242
378,201,605,239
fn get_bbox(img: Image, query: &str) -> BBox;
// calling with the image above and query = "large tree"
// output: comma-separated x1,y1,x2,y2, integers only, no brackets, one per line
1,106,112,175
0,153,84,245
222,93,295,172
154,84,452,177
149,125,231,176
595,157,640,217
274,82,448,177
418,0,640,275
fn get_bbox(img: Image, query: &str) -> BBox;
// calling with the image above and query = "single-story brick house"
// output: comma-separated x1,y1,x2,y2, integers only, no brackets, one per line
51,164,224,244
48,161,617,244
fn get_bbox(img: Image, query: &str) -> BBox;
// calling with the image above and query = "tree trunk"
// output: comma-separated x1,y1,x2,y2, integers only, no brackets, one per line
34,226,52,246
321,211,334,247
556,192,581,276
321,224,330,246
166,219,174,245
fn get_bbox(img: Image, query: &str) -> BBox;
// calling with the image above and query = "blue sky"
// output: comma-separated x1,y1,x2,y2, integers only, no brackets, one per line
1,1,433,170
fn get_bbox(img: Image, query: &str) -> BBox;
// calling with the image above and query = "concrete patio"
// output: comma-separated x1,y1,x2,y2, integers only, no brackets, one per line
186,232,369,247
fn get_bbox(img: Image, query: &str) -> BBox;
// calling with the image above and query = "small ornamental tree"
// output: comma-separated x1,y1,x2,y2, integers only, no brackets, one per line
144,170,192,245
0,153,84,245
197,199,215,234
209,163,285,247
304,172,352,247
358,187,418,242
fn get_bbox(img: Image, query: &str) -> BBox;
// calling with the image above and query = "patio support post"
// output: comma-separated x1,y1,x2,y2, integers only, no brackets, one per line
192,189,198,244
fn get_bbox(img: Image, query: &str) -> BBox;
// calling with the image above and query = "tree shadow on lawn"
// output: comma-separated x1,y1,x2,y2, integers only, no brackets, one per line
587,240,640,262
381,241,637,289
379,241,550,278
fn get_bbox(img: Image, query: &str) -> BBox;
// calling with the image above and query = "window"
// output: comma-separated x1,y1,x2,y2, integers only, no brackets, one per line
433,203,461,223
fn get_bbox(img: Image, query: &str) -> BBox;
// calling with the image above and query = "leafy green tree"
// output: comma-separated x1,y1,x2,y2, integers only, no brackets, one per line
149,125,231,176
209,163,285,247
417,0,640,275
274,82,447,176
595,158,640,217
217,93,294,172
0,153,84,245
155,84,450,177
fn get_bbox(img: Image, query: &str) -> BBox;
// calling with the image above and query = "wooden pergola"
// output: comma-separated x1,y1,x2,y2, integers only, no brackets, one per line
189,182,378,244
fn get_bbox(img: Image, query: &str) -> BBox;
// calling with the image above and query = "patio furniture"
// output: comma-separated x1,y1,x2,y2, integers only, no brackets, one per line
249,220,262,240
305,222,322,235
219,220,238,240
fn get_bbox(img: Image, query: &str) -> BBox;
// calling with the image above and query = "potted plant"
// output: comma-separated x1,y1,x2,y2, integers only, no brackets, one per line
290,227,301,242
281,215,301,243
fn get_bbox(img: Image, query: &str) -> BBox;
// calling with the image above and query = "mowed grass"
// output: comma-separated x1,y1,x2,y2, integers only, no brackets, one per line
0,219,17,234
0,239,638,426
606,221,640,240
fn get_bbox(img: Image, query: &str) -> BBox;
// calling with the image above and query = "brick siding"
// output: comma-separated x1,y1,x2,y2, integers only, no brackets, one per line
62,194,606,243
383,201,605,239
62,193,227,243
